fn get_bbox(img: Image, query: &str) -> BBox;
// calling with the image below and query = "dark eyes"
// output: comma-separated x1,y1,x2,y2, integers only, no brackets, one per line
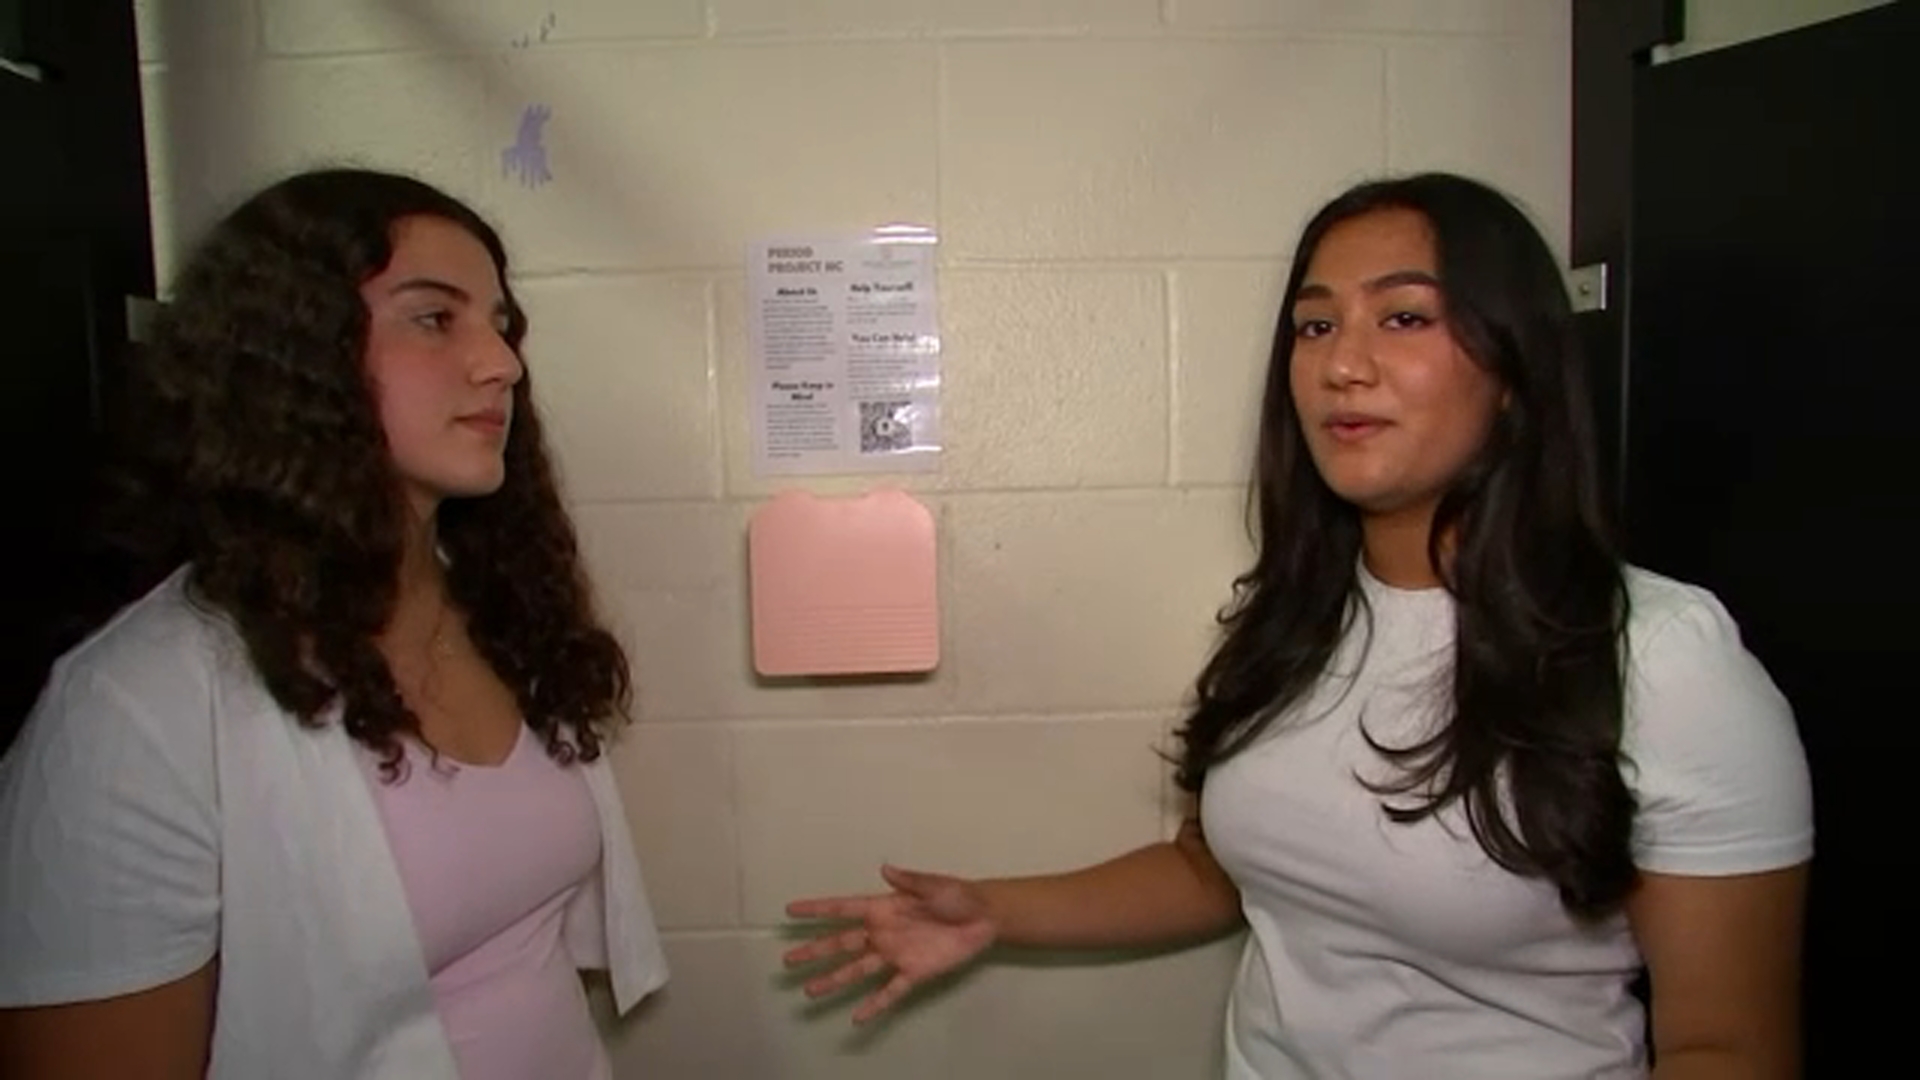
1292,311,1434,339
413,310,514,337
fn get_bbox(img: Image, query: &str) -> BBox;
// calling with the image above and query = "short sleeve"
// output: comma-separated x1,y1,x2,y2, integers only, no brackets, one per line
1622,586,1814,876
0,652,221,1006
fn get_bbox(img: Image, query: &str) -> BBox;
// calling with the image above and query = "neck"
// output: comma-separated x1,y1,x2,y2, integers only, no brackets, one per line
396,503,446,606
378,506,452,653
1360,504,1445,589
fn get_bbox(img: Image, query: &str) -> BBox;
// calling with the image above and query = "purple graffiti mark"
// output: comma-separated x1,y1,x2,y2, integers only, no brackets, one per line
501,104,553,189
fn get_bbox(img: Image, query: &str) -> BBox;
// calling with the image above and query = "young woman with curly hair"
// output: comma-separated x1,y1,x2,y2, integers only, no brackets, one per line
0,169,665,1079
782,175,1812,1078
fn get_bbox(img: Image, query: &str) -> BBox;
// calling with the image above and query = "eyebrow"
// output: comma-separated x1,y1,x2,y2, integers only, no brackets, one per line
386,277,513,319
388,277,468,301
1294,269,1442,301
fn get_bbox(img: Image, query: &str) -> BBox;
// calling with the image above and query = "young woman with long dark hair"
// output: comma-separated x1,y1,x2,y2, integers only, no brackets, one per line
783,173,1811,1078
0,169,666,1079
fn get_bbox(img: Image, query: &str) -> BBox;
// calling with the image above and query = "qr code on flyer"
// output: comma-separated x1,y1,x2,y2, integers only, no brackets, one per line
858,400,914,454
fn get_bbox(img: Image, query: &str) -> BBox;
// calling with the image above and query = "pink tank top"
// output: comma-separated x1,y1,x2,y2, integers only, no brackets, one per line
360,725,611,1080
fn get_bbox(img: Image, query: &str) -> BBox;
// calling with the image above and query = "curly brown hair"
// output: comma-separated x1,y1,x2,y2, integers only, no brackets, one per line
116,167,630,774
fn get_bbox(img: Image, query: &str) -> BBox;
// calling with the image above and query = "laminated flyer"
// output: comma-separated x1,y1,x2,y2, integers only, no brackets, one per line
747,228,941,476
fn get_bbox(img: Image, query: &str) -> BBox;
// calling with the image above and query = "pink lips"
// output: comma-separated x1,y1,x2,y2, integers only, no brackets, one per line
457,408,510,436
1323,411,1389,442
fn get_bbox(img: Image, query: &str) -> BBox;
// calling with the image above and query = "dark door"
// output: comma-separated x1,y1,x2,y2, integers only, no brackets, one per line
0,0,153,746
1617,2,1915,1069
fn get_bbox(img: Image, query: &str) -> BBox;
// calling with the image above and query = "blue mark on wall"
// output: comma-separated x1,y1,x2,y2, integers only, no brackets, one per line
501,104,553,188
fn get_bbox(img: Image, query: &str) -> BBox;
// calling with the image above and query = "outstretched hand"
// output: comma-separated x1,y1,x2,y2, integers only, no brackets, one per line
783,864,997,1024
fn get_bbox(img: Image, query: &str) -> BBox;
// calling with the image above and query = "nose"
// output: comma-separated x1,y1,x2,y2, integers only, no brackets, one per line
473,328,524,387
1322,320,1378,388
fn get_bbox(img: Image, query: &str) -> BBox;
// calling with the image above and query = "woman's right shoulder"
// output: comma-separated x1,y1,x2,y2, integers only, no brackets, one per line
1,570,229,1011
69,566,221,643
37,568,241,731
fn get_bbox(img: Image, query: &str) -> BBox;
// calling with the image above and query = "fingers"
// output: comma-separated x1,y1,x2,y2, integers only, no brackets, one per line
781,926,868,967
784,866,946,1027
789,866,933,918
801,951,889,1000
785,895,879,920
852,972,915,1025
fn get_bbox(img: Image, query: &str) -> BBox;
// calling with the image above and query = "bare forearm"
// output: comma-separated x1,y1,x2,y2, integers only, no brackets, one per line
0,961,215,1080
977,831,1242,950
1652,1046,1797,1080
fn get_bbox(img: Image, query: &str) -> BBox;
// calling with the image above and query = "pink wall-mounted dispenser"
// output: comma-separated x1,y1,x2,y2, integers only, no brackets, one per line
747,489,939,677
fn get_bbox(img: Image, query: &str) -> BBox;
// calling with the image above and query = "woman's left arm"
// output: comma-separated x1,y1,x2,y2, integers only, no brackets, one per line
1628,864,1809,1080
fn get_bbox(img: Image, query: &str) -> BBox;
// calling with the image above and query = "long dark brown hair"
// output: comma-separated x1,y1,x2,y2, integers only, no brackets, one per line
106,168,629,774
1175,173,1634,918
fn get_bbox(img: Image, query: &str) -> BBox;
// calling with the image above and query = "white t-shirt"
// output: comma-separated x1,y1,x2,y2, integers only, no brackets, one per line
1200,564,1813,1079
0,571,668,1078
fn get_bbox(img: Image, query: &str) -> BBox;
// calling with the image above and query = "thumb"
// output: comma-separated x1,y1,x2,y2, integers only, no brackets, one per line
879,862,946,897
881,864,985,925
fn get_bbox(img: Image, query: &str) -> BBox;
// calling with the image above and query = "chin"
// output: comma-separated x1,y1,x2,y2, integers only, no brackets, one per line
462,478,509,499
1321,477,1414,517
436,470,509,501
1316,468,1385,506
